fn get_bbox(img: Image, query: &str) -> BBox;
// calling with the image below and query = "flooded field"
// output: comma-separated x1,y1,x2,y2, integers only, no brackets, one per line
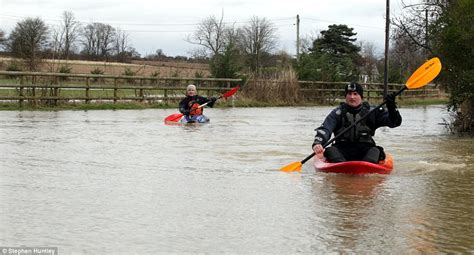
1,105,472,253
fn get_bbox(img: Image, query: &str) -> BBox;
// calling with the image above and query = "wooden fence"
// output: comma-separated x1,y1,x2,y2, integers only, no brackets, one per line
0,71,241,106
0,71,445,106
298,81,445,104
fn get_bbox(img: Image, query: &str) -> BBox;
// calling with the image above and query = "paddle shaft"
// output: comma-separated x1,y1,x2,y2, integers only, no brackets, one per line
197,95,223,108
198,86,238,108
301,86,407,165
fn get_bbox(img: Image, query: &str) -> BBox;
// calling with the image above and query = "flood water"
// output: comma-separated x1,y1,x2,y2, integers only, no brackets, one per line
0,105,473,254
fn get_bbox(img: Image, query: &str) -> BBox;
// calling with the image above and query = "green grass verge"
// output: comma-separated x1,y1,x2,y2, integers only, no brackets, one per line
0,102,175,111
0,97,450,111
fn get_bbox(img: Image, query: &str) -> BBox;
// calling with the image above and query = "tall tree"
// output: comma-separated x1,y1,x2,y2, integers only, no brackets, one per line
59,11,81,59
359,41,380,82
431,0,474,133
188,13,243,78
81,22,116,60
7,17,49,71
187,14,227,57
388,27,426,83
238,16,278,72
392,0,445,56
390,0,443,80
113,28,138,62
297,24,361,81
311,24,360,57
209,40,243,78
0,29,5,49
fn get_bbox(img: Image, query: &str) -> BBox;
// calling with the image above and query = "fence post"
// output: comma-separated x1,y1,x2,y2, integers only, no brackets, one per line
19,76,24,107
139,78,144,103
54,76,59,106
114,78,118,104
32,75,36,106
86,77,90,104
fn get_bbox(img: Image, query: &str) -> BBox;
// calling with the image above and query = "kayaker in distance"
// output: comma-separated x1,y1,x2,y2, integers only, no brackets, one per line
179,84,217,123
312,82,401,163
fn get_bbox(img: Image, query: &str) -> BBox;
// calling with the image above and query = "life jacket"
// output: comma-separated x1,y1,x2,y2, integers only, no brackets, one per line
189,102,202,116
335,102,375,145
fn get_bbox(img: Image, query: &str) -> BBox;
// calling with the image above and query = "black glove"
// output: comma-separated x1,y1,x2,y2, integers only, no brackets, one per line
210,97,217,103
384,92,402,125
384,92,397,112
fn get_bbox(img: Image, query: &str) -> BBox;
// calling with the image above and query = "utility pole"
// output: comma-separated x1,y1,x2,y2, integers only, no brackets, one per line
296,14,300,61
383,0,390,97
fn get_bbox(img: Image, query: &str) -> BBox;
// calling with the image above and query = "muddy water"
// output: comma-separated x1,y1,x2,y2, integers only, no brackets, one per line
0,105,472,253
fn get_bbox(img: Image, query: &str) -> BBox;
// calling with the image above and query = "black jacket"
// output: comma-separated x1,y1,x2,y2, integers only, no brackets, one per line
178,95,215,115
313,102,402,147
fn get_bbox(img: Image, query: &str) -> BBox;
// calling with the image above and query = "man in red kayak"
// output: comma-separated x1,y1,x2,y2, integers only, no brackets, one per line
312,82,401,163
179,84,217,123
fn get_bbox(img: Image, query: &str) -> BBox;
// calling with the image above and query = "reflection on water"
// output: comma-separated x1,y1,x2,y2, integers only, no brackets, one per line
0,106,473,253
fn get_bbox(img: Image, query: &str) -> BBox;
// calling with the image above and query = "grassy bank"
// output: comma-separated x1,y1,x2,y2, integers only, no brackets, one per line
0,102,173,111
0,97,449,111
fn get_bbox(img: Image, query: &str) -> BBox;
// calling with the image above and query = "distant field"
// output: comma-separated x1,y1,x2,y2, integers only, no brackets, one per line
0,57,210,77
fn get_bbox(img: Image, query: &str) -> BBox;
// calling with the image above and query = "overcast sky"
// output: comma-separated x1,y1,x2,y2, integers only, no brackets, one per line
0,0,411,57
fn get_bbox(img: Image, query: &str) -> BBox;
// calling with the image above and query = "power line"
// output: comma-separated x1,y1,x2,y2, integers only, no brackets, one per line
304,17,384,30
0,12,294,26
1,12,382,31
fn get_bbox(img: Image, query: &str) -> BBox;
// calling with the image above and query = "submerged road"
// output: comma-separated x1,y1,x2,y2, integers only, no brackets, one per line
1,105,472,253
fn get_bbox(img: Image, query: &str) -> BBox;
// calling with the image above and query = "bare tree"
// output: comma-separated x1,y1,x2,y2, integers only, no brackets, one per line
7,17,49,71
392,0,447,55
300,30,320,54
0,29,5,49
59,11,81,59
47,12,81,72
390,26,427,82
187,14,226,57
358,41,380,82
113,28,133,62
238,16,278,72
81,22,116,60
114,29,126,57
49,27,64,72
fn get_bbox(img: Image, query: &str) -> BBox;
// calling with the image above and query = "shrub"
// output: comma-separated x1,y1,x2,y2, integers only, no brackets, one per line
90,68,104,82
90,68,104,75
150,71,160,77
5,61,23,79
6,61,22,72
58,65,72,81
122,67,136,84
149,71,160,85
122,67,136,76
242,67,300,104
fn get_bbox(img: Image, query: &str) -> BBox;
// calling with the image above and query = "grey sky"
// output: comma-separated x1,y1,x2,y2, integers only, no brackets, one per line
0,0,408,57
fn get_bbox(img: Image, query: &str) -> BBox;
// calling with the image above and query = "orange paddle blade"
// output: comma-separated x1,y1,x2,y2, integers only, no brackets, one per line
164,113,183,122
222,86,240,99
406,57,442,89
280,161,302,172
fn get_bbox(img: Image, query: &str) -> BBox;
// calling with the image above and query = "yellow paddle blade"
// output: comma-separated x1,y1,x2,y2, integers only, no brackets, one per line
280,161,302,172
406,57,442,89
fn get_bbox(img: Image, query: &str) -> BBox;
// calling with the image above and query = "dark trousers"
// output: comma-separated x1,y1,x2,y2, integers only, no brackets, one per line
324,143,381,163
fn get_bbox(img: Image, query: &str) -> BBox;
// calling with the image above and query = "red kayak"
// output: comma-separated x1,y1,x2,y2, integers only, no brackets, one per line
313,154,394,175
